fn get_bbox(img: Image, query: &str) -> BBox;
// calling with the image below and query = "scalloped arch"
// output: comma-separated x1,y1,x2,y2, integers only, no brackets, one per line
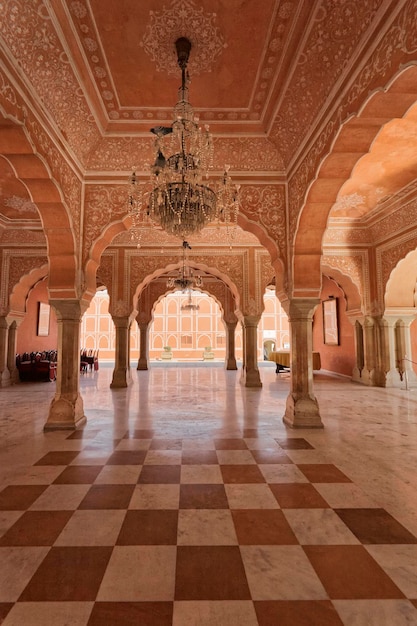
321,266,362,314
0,113,78,297
292,64,417,296
9,265,49,314
385,247,417,308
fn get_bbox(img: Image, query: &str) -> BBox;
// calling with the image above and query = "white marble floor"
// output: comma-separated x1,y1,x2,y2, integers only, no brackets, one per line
0,363,417,625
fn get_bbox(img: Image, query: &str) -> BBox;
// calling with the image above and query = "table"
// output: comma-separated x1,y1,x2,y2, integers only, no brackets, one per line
268,351,321,373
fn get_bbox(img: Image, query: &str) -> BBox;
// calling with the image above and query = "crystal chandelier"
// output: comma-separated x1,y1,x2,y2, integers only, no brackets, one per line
128,37,239,242
166,240,203,292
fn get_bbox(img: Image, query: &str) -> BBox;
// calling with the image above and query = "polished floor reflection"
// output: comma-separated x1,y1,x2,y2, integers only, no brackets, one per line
1,364,417,625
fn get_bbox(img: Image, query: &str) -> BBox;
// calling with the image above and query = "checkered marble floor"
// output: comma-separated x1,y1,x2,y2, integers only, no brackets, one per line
1,366,417,625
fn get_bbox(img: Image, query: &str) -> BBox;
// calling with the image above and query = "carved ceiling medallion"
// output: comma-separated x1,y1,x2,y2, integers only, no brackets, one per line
141,0,226,75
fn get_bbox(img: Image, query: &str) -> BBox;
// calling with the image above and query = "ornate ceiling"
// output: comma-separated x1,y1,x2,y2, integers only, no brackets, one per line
1,0,417,261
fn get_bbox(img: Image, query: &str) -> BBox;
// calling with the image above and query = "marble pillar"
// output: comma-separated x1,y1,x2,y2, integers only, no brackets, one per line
137,322,149,371
225,321,238,370
283,298,323,428
240,316,262,387
44,300,86,430
384,315,417,388
111,316,131,388
6,319,20,384
0,316,11,387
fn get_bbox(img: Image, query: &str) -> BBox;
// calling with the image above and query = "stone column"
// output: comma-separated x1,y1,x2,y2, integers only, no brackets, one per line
6,319,21,384
137,321,149,371
225,320,238,370
283,298,323,428
384,315,417,388
0,316,11,387
240,315,262,387
111,316,131,388
361,316,379,385
44,300,86,430
351,318,365,383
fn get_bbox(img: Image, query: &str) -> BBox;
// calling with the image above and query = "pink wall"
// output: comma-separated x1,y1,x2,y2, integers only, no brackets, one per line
313,277,356,377
16,280,58,354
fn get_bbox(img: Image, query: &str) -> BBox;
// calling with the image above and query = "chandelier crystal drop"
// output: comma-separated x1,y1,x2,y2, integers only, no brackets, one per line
128,37,239,242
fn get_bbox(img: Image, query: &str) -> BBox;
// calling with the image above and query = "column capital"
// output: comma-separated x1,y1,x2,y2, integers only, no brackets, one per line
50,299,85,320
288,297,320,320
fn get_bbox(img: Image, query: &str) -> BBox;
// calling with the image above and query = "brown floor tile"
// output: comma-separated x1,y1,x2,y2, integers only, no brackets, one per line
175,546,251,600
298,464,352,483
34,451,80,465
334,508,417,544
250,449,293,464
214,438,248,450
138,465,181,484
78,484,135,509
0,485,47,510
19,546,112,601
124,429,155,439
254,600,344,625
106,450,147,465
150,439,183,450
0,603,13,622
88,601,173,625
242,429,264,437
117,510,178,545
66,429,100,440
221,465,265,484
0,510,72,546
270,484,330,508
275,438,314,450
180,484,229,509
232,510,299,545
53,465,103,484
304,545,405,599
182,450,219,465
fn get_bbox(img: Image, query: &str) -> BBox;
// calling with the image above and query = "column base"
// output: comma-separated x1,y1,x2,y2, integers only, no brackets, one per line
283,393,323,428
137,360,148,371
110,367,132,388
225,357,237,370
44,395,86,431
0,369,11,387
240,367,262,387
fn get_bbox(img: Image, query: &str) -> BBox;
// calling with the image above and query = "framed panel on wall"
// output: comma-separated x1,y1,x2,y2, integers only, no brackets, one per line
322,298,339,346
37,302,51,337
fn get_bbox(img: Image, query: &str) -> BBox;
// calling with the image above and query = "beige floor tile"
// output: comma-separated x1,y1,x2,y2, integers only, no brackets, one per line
144,450,182,465
0,547,49,602
259,464,309,483
173,600,258,625
333,599,417,626
129,484,180,509
28,485,90,510
180,465,223,484
365,545,417,597
178,509,238,545
240,545,328,600
2,601,93,626
225,484,279,509
97,546,176,601
54,510,126,546
283,508,361,544
94,465,141,484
